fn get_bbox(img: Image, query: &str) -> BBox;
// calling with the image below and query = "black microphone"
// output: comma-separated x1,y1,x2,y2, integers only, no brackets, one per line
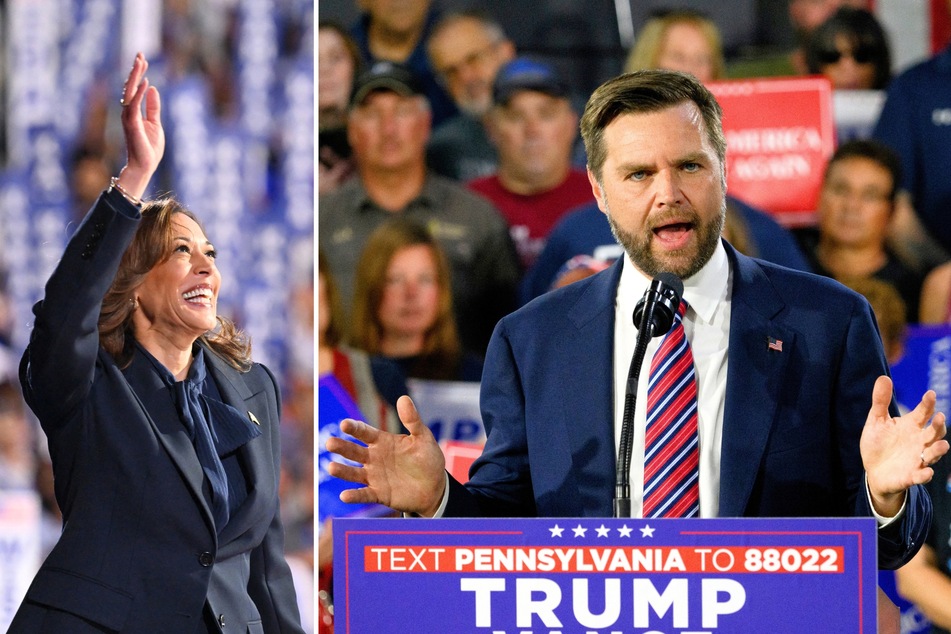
614,272,684,518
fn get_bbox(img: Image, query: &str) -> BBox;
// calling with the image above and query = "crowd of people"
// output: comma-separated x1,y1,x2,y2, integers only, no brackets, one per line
319,1,951,633
0,1,316,632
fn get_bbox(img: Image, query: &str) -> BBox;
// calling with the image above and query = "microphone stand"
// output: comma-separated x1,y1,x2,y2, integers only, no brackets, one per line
613,301,659,518
613,272,681,518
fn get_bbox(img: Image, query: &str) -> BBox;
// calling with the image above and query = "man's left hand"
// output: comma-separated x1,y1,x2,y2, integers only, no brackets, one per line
862,375,949,516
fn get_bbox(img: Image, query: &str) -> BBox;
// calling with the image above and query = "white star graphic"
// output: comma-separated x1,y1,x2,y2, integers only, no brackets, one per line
549,524,564,538
595,524,610,538
640,524,656,538
617,524,633,538
572,524,588,538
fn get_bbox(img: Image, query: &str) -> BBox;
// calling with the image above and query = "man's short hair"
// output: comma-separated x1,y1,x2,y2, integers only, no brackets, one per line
580,70,726,182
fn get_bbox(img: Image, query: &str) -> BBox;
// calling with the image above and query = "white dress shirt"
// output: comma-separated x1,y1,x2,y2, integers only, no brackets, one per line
613,242,731,518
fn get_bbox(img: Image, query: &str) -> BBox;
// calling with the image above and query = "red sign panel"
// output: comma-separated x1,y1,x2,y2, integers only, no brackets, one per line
708,77,835,227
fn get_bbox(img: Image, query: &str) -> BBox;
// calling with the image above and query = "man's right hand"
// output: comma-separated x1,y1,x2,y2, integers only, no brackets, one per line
326,395,447,517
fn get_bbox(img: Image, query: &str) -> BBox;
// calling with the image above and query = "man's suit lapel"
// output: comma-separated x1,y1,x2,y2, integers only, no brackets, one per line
531,249,800,517
719,244,795,516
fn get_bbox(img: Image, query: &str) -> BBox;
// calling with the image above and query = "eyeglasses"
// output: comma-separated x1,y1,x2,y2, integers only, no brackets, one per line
817,46,876,65
436,42,499,83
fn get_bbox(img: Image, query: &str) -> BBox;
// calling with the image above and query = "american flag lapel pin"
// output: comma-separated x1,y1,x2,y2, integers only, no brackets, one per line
767,336,783,352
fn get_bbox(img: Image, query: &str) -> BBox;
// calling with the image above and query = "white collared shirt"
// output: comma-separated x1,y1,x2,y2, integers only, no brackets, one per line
613,241,732,518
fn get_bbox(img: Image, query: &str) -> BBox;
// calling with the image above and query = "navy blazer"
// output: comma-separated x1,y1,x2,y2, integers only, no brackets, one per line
9,190,303,633
446,241,930,570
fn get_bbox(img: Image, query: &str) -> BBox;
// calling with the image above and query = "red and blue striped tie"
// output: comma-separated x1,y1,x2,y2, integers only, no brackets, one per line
642,300,700,518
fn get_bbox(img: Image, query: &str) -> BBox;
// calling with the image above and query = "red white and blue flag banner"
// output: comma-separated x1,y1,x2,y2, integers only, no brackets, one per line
334,517,877,633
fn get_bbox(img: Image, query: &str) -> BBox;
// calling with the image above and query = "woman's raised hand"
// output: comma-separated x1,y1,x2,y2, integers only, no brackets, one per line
116,53,165,201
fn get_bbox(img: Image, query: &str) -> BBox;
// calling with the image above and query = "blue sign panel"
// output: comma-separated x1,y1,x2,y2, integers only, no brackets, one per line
335,517,876,633
318,375,393,524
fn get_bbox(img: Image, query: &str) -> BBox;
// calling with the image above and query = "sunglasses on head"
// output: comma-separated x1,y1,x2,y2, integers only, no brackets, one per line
817,46,875,65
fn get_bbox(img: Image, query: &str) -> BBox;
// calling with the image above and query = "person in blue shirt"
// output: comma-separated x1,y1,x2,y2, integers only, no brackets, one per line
351,0,458,128
872,43,951,272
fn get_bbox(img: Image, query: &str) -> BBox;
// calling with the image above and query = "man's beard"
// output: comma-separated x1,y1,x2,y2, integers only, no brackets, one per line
457,87,492,118
605,200,725,280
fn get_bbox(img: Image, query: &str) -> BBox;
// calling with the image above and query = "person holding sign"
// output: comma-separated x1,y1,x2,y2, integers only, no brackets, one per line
8,55,303,633
327,69,946,570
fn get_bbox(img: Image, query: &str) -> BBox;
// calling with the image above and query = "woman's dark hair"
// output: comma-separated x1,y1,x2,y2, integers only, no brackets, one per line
806,7,892,90
99,198,251,371
824,138,903,201
318,250,346,347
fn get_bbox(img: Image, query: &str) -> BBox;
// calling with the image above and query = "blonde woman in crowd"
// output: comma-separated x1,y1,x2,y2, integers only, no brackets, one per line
624,9,725,82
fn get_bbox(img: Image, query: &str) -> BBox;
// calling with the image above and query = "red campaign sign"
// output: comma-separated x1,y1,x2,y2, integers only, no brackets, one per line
708,77,835,228
441,440,484,484
363,545,846,574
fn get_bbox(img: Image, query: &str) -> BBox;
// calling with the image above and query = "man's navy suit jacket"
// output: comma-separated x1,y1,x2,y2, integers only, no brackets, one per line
446,241,930,570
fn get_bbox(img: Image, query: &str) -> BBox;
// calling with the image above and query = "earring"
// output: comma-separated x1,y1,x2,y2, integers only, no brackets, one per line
130,297,139,310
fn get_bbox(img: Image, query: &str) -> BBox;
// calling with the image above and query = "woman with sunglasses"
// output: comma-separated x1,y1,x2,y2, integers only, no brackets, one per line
806,7,892,90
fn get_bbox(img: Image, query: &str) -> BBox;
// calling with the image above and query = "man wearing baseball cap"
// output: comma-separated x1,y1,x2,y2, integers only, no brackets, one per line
468,58,593,271
348,60,425,108
426,11,517,181
320,61,520,356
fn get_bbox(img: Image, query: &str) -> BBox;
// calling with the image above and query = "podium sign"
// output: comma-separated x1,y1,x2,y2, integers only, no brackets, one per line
708,77,835,228
335,517,876,633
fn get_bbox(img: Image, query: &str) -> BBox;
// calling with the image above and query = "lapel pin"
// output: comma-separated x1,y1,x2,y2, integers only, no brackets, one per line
767,336,783,352
248,411,260,425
